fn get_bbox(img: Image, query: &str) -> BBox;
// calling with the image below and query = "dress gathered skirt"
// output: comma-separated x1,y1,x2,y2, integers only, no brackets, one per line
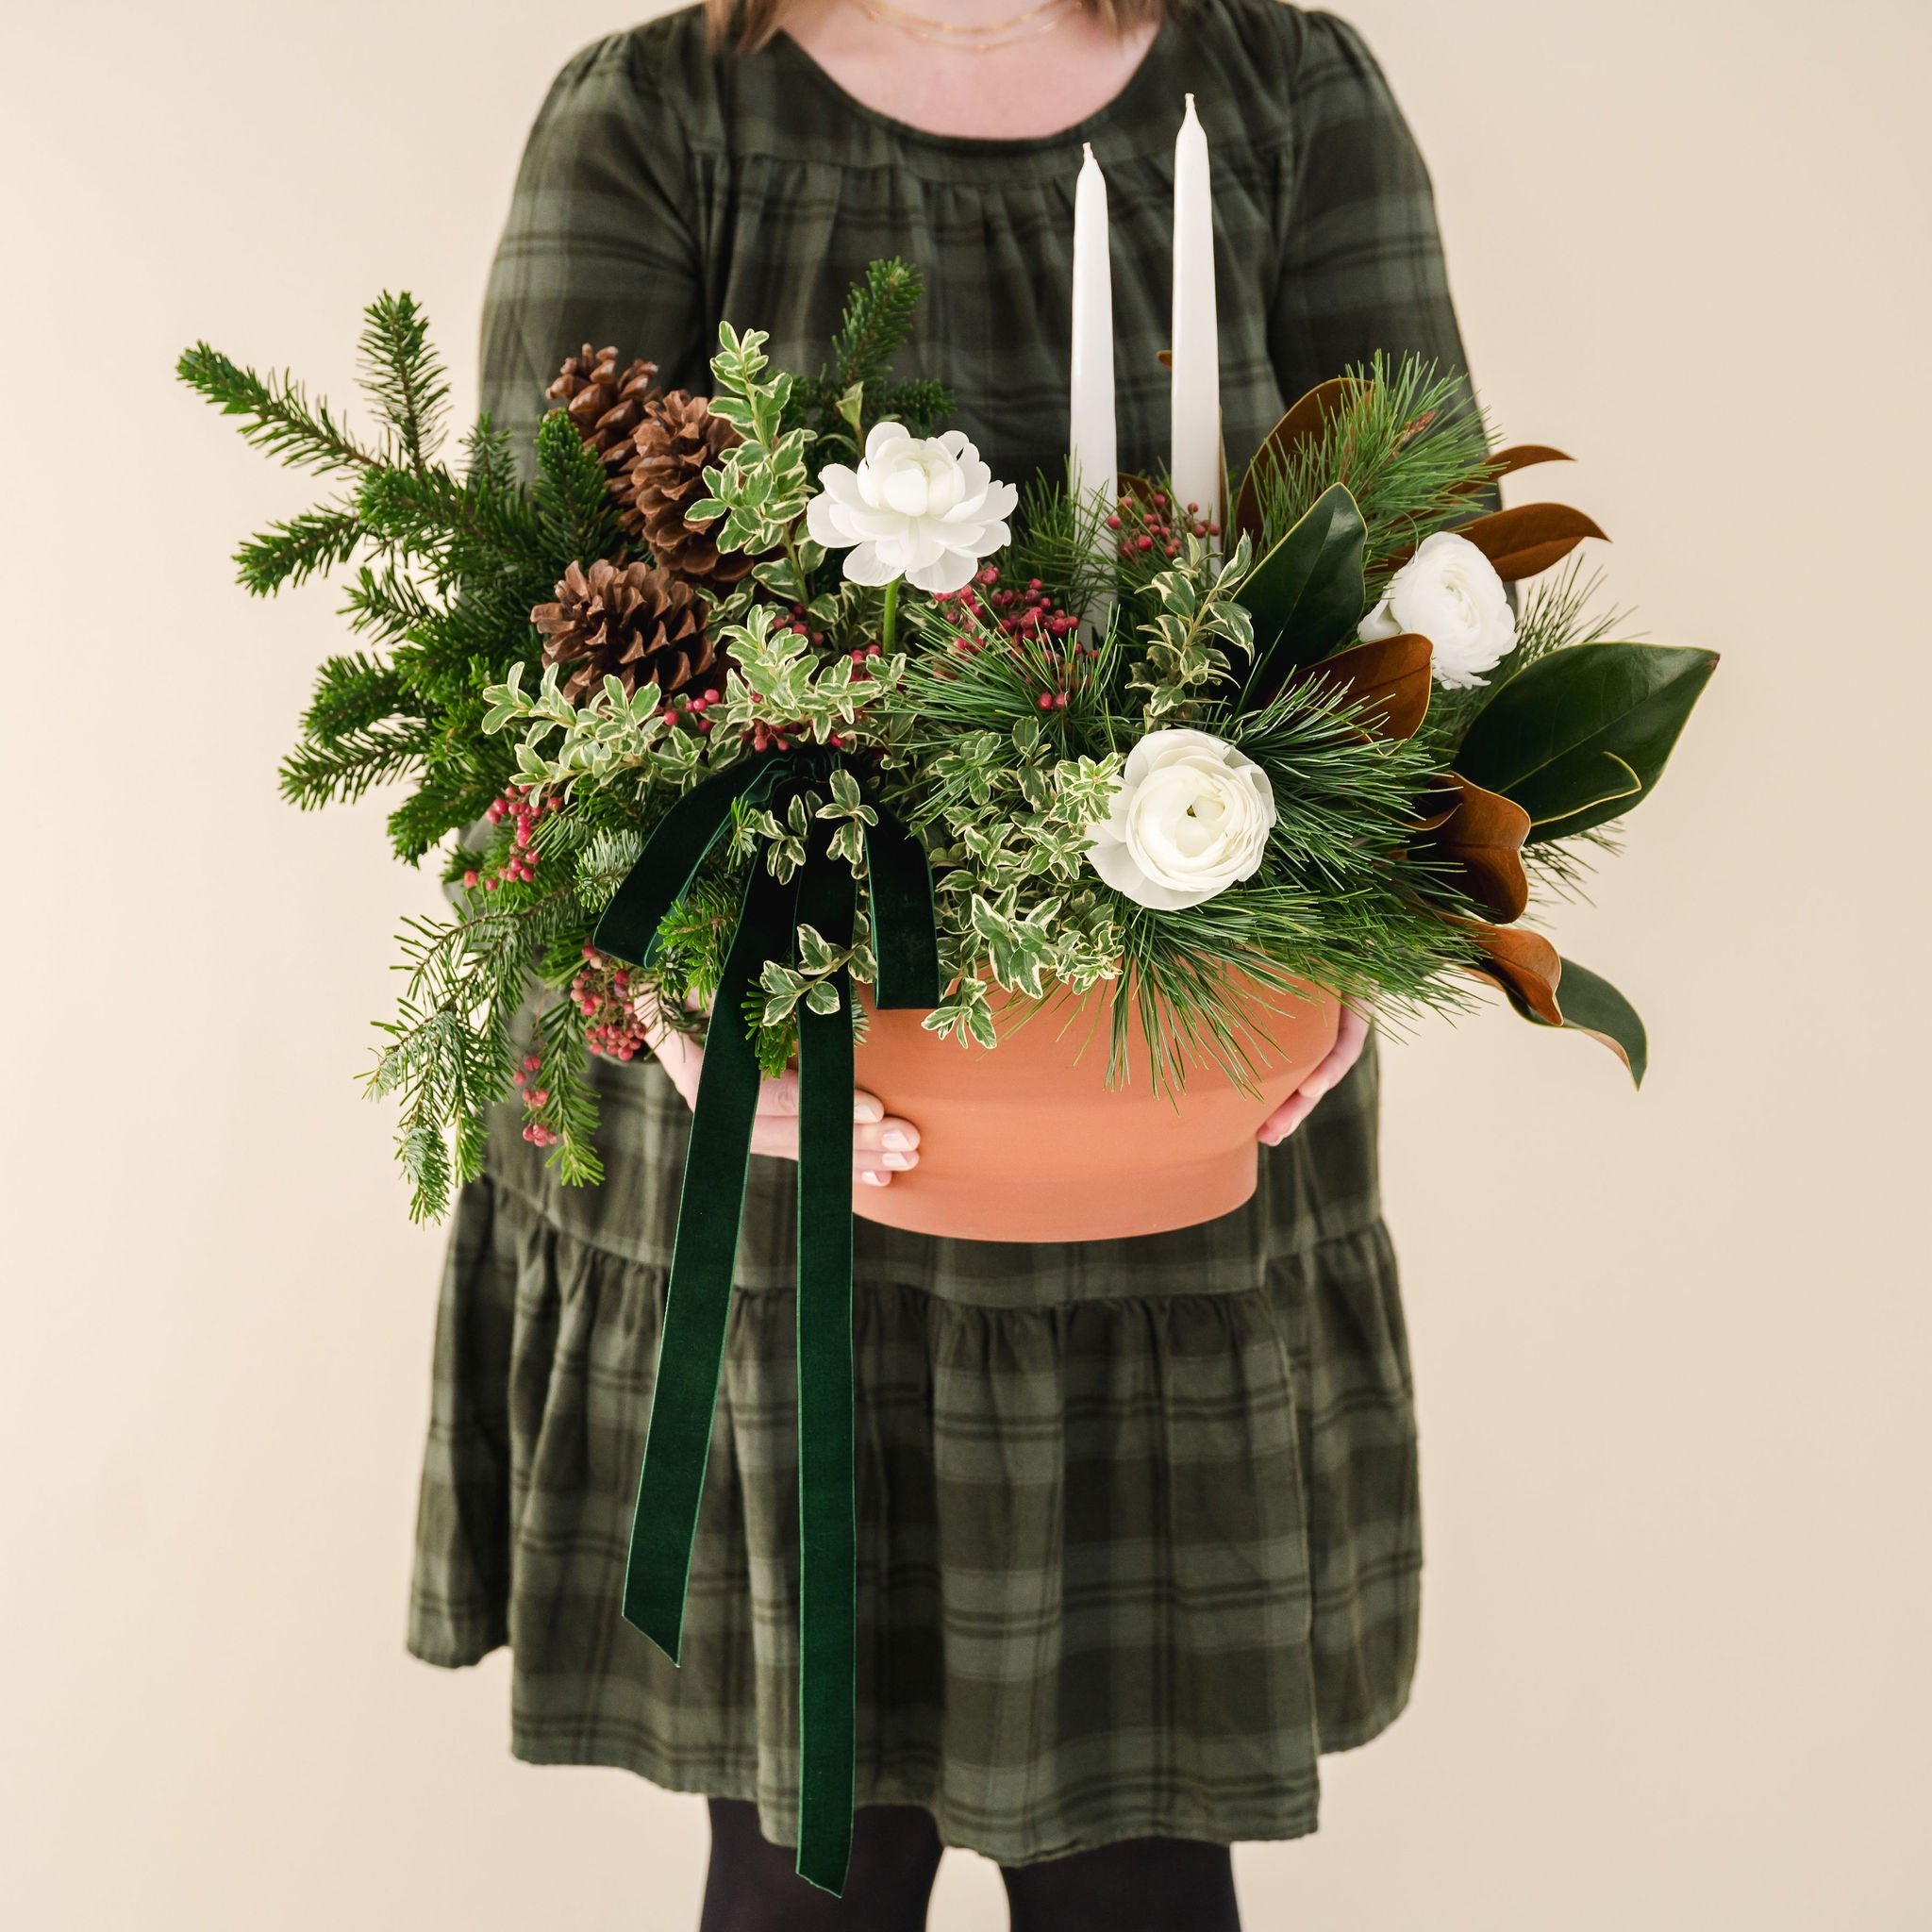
408,1043,1419,1864
408,0,1468,1863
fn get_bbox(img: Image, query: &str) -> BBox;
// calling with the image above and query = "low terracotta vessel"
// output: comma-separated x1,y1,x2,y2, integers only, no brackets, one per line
851,977,1340,1243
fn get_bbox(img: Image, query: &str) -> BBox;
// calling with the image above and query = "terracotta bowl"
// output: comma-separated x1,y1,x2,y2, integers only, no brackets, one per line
850,977,1340,1243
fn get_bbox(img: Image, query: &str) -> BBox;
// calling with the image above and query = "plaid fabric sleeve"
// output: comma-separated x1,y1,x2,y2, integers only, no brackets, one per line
1270,10,1475,393
479,33,709,455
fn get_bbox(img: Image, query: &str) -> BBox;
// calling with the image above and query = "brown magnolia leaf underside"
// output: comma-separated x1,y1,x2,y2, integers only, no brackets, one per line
1292,632,1434,741
1419,775,1532,923
1232,376,1366,541
1454,502,1609,582
1464,922,1564,1024
1450,443,1575,498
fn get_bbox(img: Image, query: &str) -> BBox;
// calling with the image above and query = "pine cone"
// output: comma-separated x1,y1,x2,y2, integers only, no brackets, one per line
532,559,717,706
624,391,755,588
546,345,660,481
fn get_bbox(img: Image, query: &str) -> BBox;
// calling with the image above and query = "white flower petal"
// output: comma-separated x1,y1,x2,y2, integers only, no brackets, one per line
841,540,902,588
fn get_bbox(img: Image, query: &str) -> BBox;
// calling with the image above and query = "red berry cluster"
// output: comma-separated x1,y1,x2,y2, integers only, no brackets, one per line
463,784,559,892
510,1055,559,1147
780,602,827,646
1108,490,1218,561
932,565,1099,710
666,684,722,737
937,565,1080,646
572,945,652,1062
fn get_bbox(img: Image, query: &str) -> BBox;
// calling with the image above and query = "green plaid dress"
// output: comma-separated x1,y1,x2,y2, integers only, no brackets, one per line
410,0,1476,1864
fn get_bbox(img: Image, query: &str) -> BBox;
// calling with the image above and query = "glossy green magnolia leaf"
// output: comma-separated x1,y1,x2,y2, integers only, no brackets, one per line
1237,483,1366,703
1537,957,1649,1088
1456,641,1718,842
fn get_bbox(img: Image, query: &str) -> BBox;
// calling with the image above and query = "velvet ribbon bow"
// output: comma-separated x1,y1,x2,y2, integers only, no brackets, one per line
591,748,940,1896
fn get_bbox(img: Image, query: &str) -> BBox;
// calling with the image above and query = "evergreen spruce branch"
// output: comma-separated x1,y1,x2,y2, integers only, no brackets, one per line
355,461,546,586
342,560,436,642
368,867,608,1218
384,749,516,863
830,258,925,395
235,503,366,595
873,376,955,435
279,721,433,809
789,260,947,456
531,408,622,570
525,997,605,1189
461,413,519,495
358,291,450,475
176,342,382,475
301,652,419,744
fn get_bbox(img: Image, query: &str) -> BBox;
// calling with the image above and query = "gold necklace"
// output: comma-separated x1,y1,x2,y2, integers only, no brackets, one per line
847,0,1080,54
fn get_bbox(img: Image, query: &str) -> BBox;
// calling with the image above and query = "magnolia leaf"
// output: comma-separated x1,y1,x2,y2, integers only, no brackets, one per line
1237,483,1367,697
1281,631,1433,737
1449,444,1574,498
1416,774,1531,922
1465,923,1564,1025
1457,641,1719,842
1450,502,1608,582
1231,376,1364,542
1533,957,1648,1086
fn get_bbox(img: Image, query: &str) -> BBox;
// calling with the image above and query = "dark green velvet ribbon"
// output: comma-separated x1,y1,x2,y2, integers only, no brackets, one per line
591,749,939,1896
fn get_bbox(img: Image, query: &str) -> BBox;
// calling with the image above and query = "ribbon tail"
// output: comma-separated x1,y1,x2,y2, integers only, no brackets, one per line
791,842,858,1894
594,755,774,968
863,802,941,1011
620,856,797,1657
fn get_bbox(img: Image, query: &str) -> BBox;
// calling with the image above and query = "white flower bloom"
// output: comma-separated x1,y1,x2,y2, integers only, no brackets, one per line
1085,728,1277,911
1358,530,1517,691
806,422,1018,595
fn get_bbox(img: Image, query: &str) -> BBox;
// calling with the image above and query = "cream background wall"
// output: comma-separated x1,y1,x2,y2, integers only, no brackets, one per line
2,2,1926,1925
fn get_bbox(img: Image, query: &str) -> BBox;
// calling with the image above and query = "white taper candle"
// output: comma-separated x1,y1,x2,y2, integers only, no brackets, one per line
1069,142,1118,591
1169,94,1221,538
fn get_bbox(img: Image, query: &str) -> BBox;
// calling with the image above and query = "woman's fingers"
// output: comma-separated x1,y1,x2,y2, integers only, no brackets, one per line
746,1080,919,1184
1257,1005,1372,1146
1257,1089,1319,1147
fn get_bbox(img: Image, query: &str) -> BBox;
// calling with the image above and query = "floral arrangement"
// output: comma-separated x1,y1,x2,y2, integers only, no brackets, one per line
178,258,1713,1891
177,261,1712,1222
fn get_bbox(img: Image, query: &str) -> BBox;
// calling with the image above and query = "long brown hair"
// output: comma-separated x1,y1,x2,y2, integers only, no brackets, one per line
706,0,1183,54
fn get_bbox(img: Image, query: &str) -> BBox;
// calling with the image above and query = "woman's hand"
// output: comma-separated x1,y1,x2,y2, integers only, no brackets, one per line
1257,1007,1369,1148
647,1022,922,1190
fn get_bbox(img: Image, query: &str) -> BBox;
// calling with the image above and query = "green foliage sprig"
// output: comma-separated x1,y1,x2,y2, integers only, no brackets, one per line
1248,354,1496,588
790,258,956,460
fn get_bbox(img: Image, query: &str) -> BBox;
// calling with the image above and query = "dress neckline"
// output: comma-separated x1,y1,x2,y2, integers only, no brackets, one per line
770,18,1176,156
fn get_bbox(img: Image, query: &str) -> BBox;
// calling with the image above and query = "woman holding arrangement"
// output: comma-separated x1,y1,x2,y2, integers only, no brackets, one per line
409,1,1477,1924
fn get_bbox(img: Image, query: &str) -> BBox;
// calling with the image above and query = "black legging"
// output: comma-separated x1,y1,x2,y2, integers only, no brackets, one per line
698,1798,1242,1932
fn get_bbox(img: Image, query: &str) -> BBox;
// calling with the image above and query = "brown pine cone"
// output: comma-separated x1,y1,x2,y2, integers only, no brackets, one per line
623,391,755,588
546,345,660,480
532,558,717,706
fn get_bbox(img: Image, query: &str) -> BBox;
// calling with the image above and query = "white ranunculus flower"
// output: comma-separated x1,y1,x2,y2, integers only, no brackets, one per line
1357,530,1517,691
805,422,1018,595
1085,728,1277,911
